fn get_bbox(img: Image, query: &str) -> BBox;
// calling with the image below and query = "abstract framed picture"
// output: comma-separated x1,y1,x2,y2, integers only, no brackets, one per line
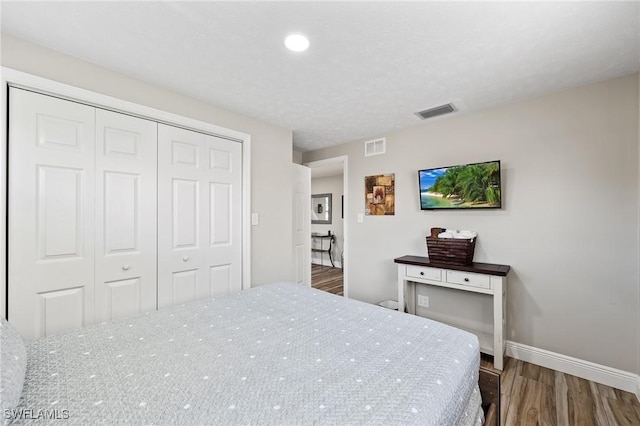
365,173,395,215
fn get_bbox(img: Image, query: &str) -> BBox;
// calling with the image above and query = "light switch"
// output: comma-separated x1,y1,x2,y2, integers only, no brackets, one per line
357,213,364,223
251,213,259,226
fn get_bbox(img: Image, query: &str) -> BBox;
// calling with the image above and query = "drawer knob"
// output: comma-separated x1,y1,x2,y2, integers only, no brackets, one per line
182,256,190,262
464,277,470,282
420,272,424,276
122,264,130,271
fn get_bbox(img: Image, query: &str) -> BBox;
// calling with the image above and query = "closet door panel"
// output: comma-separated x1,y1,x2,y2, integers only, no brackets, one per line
39,287,85,336
158,125,242,308
209,264,232,297
158,125,207,307
95,109,157,322
210,182,231,245
172,269,199,305
9,89,95,340
37,165,84,259
105,278,141,321
103,172,139,252
172,178,199,249
205,136,242,294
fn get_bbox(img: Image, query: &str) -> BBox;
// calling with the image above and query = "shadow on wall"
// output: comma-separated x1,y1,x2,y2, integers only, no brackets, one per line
506,270,538,344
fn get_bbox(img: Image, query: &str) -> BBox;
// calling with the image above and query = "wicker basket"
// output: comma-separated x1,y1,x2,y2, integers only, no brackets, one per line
426,228,476,265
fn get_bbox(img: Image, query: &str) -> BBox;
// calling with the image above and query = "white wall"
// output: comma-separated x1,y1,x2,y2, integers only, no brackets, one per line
311,175,344,267
0,34,295,287
304,74,640,375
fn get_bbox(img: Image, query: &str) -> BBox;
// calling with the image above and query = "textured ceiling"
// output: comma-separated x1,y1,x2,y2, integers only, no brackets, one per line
2,1,639,152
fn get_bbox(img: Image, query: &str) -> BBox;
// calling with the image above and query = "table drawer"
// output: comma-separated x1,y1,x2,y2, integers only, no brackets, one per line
446,270,491,289
406,265,442,281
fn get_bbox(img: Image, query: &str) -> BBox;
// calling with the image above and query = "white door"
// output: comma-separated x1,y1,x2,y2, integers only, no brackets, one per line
292,164,311,286
157,124,242,308
8,88,96,340
94,109,158,322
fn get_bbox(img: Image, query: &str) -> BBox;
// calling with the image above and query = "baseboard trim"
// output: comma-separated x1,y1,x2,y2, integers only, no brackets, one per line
311,259,341,268
506,341,640,400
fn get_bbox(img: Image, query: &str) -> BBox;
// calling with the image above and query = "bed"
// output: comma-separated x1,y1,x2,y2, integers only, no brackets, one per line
2,282,485,425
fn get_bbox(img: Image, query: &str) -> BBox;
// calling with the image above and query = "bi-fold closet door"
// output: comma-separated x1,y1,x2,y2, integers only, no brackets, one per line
9,89,158,340
9,89,99,340
94,109,158,324
157,124,242,308
8,88,242,340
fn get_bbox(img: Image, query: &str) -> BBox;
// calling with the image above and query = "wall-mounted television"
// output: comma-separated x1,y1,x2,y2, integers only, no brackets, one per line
418,160,502,210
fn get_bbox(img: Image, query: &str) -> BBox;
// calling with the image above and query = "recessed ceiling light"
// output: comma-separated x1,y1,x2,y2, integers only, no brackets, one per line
284,33,309,52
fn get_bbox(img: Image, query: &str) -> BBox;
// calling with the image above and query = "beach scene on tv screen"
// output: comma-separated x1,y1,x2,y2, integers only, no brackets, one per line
419,161,501,209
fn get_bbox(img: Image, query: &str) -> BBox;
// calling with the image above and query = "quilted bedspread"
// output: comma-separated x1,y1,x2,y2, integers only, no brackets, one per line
13,282,482,425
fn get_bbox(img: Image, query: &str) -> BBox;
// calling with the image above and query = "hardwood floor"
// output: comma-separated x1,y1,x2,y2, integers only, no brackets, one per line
480,355,640,426
311,263,343,295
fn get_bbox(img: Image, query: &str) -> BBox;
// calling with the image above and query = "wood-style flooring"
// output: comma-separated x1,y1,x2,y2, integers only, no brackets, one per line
480,355,640,426
311,263,343,295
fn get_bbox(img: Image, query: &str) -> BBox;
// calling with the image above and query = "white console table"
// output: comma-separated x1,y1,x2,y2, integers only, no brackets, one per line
394,255,510,370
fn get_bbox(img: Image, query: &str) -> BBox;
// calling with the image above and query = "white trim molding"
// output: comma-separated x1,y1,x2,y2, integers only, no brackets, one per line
506,341,640,400
0,71,7,319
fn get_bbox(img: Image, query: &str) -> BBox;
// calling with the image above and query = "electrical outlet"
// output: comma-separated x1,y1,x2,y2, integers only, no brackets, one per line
417,295,429,308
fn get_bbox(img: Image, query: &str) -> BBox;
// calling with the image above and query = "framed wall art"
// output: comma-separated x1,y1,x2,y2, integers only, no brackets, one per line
365,173,395,215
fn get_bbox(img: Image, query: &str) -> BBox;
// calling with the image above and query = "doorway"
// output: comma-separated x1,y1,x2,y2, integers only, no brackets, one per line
306,157,348,297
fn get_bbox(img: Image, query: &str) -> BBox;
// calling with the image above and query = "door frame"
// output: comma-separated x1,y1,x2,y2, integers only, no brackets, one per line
0,67,253,319
305,156,348,298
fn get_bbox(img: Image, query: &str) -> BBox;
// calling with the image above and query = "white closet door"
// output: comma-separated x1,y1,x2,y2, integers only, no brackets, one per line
158,124,242,308
94,109,158,322
9,89,96,340
205,133,243,297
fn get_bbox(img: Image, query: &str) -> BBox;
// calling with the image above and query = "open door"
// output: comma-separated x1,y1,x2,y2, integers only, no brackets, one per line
292,164,311,286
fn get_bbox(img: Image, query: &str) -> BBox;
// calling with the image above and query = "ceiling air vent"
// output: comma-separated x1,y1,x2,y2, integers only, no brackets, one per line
364,137,386,157
415,103,456,120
